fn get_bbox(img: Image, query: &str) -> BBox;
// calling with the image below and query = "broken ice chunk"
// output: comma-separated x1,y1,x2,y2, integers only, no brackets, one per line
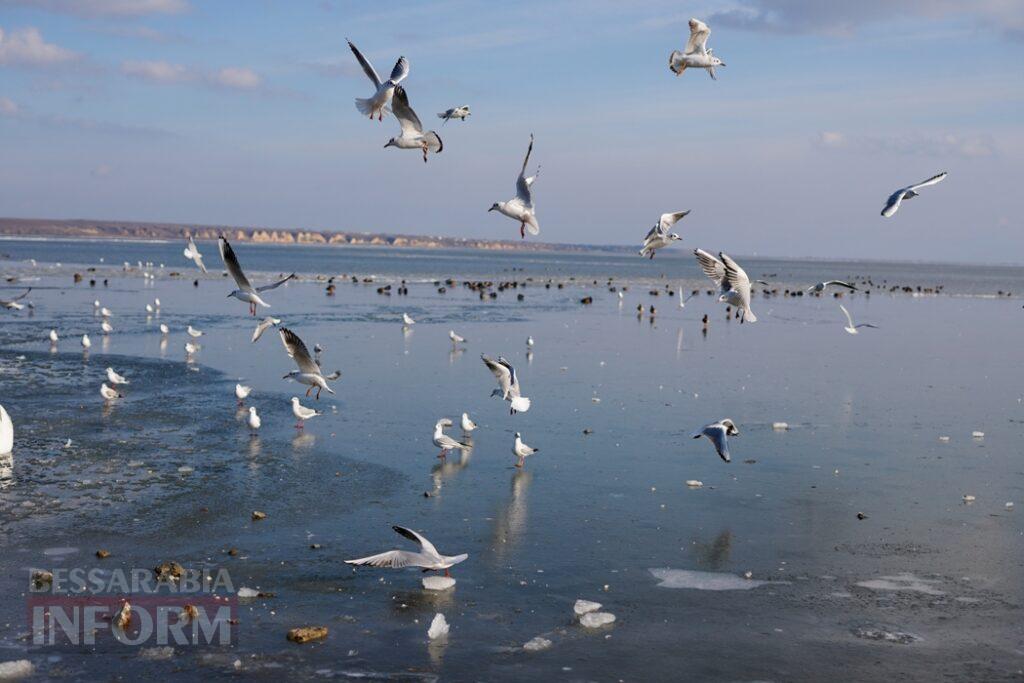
579,612,616,628
427,613,449,641
573,599,601,616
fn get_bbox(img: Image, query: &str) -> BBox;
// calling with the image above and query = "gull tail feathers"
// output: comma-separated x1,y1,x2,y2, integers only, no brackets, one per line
744,311,757,323
510,396,531,413
354,97,378,117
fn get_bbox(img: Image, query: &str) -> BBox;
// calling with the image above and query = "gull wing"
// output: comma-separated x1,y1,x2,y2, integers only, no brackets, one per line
825,280,858,291
186,236,208,273
256,272,296,293
881,189,906,217
693,424,730,462
344,550,427,569
218,237,253,292
392,525,440,558
694,248,725,284
347,39,381,88
908,171,947,192
659,210,690,232
685,18,711,55
3,288,31,303
719,252,750,292
643,224,663,242
388,56,409,85
482,354,512,397
496,356,519,394
515,135,535,204
391,85,423,135
279,327,320,374
839,303,855,328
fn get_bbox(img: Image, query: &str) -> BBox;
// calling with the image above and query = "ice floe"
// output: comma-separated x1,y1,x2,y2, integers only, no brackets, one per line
855,573,944,596
649,568,772,591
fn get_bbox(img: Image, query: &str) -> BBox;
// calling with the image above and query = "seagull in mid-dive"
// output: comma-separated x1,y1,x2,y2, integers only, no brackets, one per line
512,432,538,468
384,85,443,163
691,419,738,463
839,304,878,335
106,367,129,385
247,406,261,432
0,288,31,311
183,235,207,273
489,134,540,239
808,280,858,294
291,397,322,429
345,525,468,577
347,39,409,121
235,383,252,405
481,354,531,414
252,316,281,343
437,105,470,123
186,325,204,338
432,418,470,460
218,236,296,316
669,18,726,80
100,383,122,401
719,252,758,323
279,327,337,399
402,312,416,326
460,412,477,433
639,211,690,259
881,172,947,218
449,330,466,345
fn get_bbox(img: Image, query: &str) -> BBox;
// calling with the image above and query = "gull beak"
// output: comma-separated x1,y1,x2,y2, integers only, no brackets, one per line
719,61,727,67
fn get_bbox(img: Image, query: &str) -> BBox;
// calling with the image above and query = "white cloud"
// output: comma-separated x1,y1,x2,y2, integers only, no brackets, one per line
121,59,190,83
3,0,188,17
814,130,995,158
0,26,79,67
816,131,846,147
209,67,261,90
121,59,265,92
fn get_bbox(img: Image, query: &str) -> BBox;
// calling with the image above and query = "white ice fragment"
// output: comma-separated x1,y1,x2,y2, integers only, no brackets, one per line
772,422,789,431
962,494,976,503
0,660,33,680
237,587,259,598
427,613,449,641
177,466,193,474
972,431,984,439
579,612,616,628
523,636,552,652
650,568,773,591
1006,502,1014,510
855,573,944,596
685,480,703,488
573,599,602,616
422,576,456,591
938,436,950,442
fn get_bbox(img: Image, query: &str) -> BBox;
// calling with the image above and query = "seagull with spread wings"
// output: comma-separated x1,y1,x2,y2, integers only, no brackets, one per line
808,280,858,294
881,172,947,217
347,39,409,121
183,235,207,273
345,525,468,577
0,288,31,311
639,210,690,259
481,354,531,414
719,252,757,323
839,304,879,335
437,105,470,123
385,85,443,163
692,419,738,463
669,18,726,80
279,327,338,399
489,134,540,239
218,236,295,315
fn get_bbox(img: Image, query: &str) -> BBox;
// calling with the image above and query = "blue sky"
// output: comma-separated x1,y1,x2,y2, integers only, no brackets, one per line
1,0,1022,262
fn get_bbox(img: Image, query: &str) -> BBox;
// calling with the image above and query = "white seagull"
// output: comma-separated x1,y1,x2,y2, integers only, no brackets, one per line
639,211,690,259
183,235,208,273
481,354,531,414
247,406,261,432
402,312,416,326
460,412,477,433
0,404,12,455
433,418,470,459
159,323,169,335
186,325,204,338
251,316,281,343
691,419,738,463
694,248,733,299
385,85,443,163
489,134,540,239
291,397,322,429
81,334,92,349
184,341,199,355
512,432,538,468
881,172,947,218
101,320,114,335
669,18,726,80
235,383,252,404
218,236,296,316
106,367,129,385
347,39,409,121
279,327,337,399
839,304,879,335
808,280,858,294
100,383,123,401
449,330,466,345
48,329,58,343
345,525,468,577
437,105,470,123
100,307,113,318
719,252,758,323
0,288,31,311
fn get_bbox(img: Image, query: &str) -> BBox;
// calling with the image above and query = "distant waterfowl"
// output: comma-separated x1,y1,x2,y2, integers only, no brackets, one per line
218,236,296,315
639,211,690,259
461,412,477,433
489,134,540,239
881,172,947,217
512,432,538,468
347,39,408,121
438,105,470,123
81,334,92,349
669,18,726,80
291,397,321,429
184,341,199,355
839,304,879,335
808,280,858,294
692,418,738,462
433,419,470,459
345,525,468,577
449,330,466,345
481,354,531,414
101,307,113,318
101,320,114,335
235,383,252,405
159,324,169,335
251,316,281,343
100,383,123,401
385,85,443,163
48,329,58,343
105,367,129,385
403,313,416,325
186,325,204,338
0,288,31,311
247,406,261,431
183,235,207,273
279,327,336,399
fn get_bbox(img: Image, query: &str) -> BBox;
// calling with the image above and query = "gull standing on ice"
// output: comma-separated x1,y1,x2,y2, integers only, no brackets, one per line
291,397,322,429
218,236,296,316
808,280,858,294
437,105,470,123
669,18,726,79
345,526,468,577
512,432,538,468
101,307,113,318
235,383,252,405
159,323,169,335
433,418,470,460
692,419,738,463
719,252,758,323
449,330,466,346
385,85,443,163
489,134,540,239
81,334,92,349
101,320,114,335
461,412,477,433
100,383,122,401
639,211,690,259
183,235,207,273
481,354,531,414
881,172,947,218
347,39,408,121
279,327,337,399
106,367,129,386
402,313,416,326
48,329,58,343
252,316,280,343
839,304,878,335
0,289,31,311
247,406,261,432
186,325,204,338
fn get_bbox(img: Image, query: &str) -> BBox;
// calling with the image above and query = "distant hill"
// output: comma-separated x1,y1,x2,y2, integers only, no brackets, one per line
0,217,620,253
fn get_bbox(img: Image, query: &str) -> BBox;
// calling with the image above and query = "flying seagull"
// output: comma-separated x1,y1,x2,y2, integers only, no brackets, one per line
692,419,738,463
437,105,470,123
183,235,207,273
808,280,858,294
0,288,31,311
481,354,531,414
347,39,408,121
694,248,732,299
279,327,337,399
251,316,281,343
218,236,296,315
512,432,538,468
839,304,878,335
719,252,758,323
669,18,726,80
639,211,690,259
489,134,540,239
385,85,443,163
881,172,947,218
345,525,468,577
